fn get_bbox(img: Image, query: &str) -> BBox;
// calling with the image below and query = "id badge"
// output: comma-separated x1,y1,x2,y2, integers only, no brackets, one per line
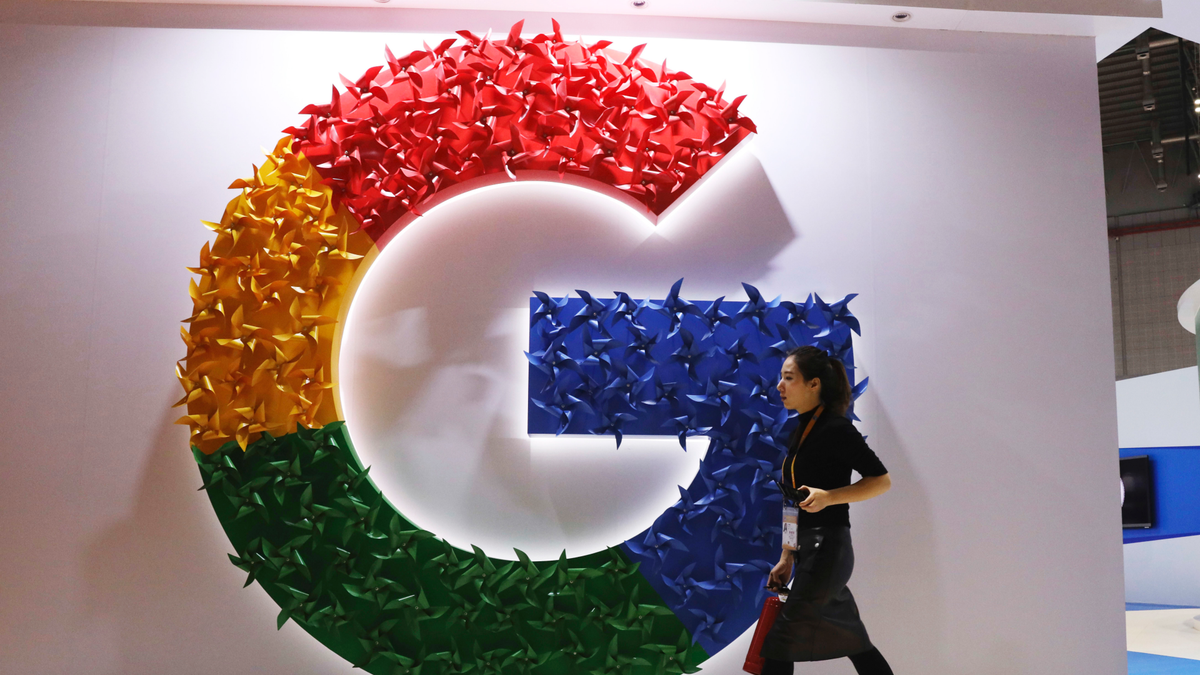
782,505,799,551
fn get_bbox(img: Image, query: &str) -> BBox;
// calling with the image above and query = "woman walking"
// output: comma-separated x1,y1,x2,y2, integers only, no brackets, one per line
760,346,894,675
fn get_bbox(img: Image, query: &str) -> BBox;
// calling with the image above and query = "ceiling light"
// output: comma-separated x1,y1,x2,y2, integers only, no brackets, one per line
631,0,647,6
892,11,912,22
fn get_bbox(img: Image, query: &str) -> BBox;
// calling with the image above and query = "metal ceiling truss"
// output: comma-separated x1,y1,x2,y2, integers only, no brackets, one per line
1100,29,1200,194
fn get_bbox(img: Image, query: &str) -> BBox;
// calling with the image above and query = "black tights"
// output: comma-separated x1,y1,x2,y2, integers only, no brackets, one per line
762,648,893,675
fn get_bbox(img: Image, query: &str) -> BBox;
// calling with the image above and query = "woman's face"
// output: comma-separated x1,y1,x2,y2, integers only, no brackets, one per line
777,356,821,412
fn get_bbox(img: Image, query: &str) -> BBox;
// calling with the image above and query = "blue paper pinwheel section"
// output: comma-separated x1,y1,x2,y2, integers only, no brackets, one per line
526,279,867,656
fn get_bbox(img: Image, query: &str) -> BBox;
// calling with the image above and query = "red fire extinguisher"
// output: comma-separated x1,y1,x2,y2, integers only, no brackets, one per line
743,591,786,674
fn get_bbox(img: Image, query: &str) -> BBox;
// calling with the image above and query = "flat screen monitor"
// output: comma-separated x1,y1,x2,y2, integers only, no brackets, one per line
1121,455,1154,529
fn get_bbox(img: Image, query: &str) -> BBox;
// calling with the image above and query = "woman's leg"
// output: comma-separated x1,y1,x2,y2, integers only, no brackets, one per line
760,658,794,675
847,647,894,675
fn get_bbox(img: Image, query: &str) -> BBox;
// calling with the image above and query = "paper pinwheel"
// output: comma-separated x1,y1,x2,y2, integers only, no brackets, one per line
526,279,864,654
176,20,869,675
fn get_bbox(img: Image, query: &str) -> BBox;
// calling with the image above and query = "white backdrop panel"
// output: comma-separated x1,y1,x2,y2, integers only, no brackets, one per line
0,19,1122,675
1117,366,1200,605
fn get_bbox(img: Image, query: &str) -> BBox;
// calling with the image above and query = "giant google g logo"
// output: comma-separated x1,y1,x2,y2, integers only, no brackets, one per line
175,22,859,674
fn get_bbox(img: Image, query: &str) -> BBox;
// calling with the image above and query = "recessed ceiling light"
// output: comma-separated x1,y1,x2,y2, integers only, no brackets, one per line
892,11,912,22
373,0,391,4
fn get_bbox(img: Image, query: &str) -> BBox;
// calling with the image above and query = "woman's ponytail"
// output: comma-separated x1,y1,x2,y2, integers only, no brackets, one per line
787,346,853,417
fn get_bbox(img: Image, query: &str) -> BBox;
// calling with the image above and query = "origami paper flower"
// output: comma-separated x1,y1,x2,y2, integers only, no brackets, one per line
186,66,771,675
590,410,638,448
568,290,612,333
718,334,759,371
656,278,706,337
176,140,373,453
641,631,701,674
640,377,687,409
733,282,782,333
699,296,737,339
696,462,746,512
623,323,662,363
626,529,690,564
661,562,707,604
530,290,568,327
739,459,781,504
609,591,675,641
746,373,779,406
820,333,856,366
744,407,793,455
746,520,782,548
524,339,588,392
516,279,868,656
763,326,806,361
669,328,713,381
849,376,870,421
580,328,618,372
591,635,653,674
662,412,712,450
708,504,746,543
686,378,740,426
664,486,704,534
185,25,766,672
596,360,643,408
778,295,819,333
702,427,740,457
687,608,725,645
285,21,756,239
607,291,645,330
814,293,862,336
531,388,595,435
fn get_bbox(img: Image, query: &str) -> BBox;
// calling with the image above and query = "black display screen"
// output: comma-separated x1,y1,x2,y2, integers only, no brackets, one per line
1121,455,1155,529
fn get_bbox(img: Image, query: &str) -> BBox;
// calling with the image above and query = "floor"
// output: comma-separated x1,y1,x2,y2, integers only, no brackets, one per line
1128,603,1200,674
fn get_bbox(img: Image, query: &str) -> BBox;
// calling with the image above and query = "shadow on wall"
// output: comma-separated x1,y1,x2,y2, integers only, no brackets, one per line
82,151,943,675
855,403,947,675
340,148,946,674
82,404,354,675
340,150,808,557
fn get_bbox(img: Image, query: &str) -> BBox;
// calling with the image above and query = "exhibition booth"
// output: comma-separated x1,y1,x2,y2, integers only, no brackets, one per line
0,2,1160,674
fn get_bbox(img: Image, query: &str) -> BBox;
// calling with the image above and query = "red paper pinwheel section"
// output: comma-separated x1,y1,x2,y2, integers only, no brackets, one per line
284,20,757,240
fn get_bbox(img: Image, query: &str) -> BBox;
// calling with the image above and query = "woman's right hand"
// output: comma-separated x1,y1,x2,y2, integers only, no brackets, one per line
768,555,793,591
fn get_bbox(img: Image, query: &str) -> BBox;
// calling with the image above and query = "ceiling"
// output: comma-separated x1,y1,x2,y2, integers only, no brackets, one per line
1100,27,1194,149
1100,27,1200,217
47,0,1159,37
764,0,1159,16
68,0,1164,14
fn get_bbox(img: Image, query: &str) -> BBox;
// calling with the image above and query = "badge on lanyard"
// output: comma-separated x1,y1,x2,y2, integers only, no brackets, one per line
782,505,799,551
781,405,823,552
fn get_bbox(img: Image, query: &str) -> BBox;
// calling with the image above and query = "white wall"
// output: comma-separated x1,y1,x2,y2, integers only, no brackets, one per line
1117,366,1200,450
1124,534,1200,606
0,17,1123,675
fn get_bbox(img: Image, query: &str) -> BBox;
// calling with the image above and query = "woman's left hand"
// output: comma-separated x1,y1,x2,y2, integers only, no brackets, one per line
798,486,834,513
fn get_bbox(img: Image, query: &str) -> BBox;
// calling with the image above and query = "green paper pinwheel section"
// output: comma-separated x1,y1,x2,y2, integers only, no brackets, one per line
195,422,709,675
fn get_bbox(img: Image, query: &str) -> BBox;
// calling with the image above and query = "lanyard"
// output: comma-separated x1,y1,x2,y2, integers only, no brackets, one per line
788,405,824,492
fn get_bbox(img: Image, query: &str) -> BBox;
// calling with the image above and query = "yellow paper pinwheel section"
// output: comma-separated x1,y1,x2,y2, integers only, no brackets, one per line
176,137,375,454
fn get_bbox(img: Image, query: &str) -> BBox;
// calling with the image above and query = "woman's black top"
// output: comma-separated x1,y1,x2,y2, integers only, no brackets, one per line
783,407,888,529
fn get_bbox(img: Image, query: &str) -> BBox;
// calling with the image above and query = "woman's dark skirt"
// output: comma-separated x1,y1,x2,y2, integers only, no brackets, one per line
758,526,874,662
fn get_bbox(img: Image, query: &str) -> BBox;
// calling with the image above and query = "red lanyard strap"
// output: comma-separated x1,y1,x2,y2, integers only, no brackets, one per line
789,405,824,491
